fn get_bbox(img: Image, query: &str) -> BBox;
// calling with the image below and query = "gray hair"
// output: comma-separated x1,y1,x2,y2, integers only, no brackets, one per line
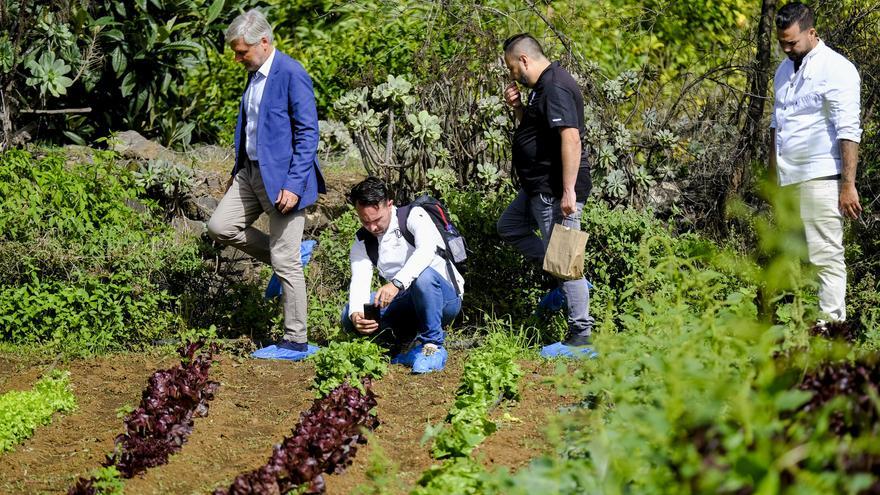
225,9,274,45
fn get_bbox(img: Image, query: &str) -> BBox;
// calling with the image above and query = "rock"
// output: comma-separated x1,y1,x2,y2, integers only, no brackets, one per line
171,216,206,238
124,198,148,215
648,181,682,212
181,195,219,221
110,130,174,161
305,208,331,230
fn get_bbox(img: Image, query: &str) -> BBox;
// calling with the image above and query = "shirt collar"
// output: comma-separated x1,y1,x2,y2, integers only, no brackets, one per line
534,61,557,88
255,47,276,79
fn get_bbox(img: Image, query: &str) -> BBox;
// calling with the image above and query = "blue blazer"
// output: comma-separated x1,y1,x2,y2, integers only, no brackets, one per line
233,50,326,210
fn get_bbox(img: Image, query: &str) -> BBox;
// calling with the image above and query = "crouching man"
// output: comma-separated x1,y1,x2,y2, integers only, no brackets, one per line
342,177,463,373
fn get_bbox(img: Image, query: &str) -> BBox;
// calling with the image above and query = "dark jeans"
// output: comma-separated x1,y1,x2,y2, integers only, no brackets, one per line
496,189,595,338
341,267,461,348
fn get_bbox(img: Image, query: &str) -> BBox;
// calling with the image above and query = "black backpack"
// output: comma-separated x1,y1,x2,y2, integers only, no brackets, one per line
355,195,467,294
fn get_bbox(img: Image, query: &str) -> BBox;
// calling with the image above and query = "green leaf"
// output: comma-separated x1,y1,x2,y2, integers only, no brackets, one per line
205,0,225,24
110,47,126,76
120,71,136,97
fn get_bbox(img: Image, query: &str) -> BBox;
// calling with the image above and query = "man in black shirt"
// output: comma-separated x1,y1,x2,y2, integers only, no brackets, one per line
497,33,596,358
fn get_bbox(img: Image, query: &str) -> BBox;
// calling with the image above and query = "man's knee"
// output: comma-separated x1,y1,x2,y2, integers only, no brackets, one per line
206,216,236,243
411,268,443,294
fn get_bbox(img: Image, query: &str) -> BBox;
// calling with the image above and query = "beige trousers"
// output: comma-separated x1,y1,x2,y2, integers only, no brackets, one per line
207,163,308,343
798,179,847,321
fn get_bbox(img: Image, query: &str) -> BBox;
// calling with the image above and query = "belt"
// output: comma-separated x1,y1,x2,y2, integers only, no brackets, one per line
811,174,841,181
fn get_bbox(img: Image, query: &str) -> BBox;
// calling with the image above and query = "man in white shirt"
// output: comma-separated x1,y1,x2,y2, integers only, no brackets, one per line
342,178,464,373
770,2,863,322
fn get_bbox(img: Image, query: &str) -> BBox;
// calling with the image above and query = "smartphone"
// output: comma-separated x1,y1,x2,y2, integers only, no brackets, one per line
363,303,381,322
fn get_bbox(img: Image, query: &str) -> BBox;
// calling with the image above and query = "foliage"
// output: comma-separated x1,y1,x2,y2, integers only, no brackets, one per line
477,188,880,493
67,466,125,495
133,158,195,214
310,340,388,398
213,380,379,495
0,0,250,148
0,370,76,453
350,434,406,495
305,208,362,343
412,456,487,495
106,342,219,478
430,332,522,458
0,148,203,355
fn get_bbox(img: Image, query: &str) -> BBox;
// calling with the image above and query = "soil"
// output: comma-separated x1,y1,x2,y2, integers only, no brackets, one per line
0,352,573,495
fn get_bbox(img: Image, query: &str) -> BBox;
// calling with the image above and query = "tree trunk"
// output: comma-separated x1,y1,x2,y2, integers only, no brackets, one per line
717,0,777,231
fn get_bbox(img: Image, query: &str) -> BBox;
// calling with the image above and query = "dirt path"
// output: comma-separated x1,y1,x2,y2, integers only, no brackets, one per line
0,353,571,494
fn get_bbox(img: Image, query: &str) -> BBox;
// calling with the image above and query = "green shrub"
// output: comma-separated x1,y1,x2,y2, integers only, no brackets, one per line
0,148,203,355
0,370,77,452
478,192,879,493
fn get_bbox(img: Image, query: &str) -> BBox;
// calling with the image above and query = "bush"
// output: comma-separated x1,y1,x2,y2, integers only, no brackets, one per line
0,148,203,355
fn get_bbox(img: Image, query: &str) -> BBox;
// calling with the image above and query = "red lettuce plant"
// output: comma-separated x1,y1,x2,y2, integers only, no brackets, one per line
69,342,219,494
214,380,379,495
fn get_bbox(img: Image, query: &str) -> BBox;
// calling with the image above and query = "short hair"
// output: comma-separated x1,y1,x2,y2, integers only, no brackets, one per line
775,2,815,31
349,177,390,206
225,9,274,45
503,33,546,59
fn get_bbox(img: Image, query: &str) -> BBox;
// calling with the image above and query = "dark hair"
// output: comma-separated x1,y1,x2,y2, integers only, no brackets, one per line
503,33,545,58
348,176,390,206
776,2,815,31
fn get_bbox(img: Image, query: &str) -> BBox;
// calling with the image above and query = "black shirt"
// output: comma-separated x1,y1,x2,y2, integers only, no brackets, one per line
511,62,591,201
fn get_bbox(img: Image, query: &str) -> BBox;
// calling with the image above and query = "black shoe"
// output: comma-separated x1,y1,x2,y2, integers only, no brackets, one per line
563,334,592,347
278,340,308,352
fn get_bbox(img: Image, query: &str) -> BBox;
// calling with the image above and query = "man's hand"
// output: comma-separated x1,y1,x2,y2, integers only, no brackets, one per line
275,189,300,214
503,82,522,109
350,312,379,334
840,183,862,219
374,282,400,309
225,175,234,193
561,189,577,218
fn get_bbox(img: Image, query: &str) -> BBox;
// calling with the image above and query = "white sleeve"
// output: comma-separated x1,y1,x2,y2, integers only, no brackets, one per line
392,207,444,288
826,60,862,143
348,237,374,318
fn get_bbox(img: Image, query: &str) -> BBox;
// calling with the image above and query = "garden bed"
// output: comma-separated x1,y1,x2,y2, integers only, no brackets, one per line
0,352,568,494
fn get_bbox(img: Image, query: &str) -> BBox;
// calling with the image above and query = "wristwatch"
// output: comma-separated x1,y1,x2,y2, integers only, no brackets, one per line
391,278,405,291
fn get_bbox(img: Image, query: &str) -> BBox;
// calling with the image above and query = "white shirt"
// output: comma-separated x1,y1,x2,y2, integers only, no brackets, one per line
348,206,465,318
244,48,276,161
770,40,862,186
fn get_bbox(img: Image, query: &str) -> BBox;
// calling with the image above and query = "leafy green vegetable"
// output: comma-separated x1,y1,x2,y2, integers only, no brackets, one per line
310,340,388,398
0,370,76,452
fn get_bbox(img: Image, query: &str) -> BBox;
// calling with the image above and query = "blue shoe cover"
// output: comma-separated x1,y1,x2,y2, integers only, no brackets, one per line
391,343,422,367
537,287,567,313
412,345,448,374
265,273,283,299
540,342,598,359
252,343,320,361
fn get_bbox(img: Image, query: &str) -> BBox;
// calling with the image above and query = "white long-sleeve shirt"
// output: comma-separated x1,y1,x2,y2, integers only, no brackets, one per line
348,206,464,318
244,48,276,161
770,40,862,186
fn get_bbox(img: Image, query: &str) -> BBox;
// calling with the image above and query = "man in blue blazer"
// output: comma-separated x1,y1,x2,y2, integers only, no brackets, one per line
207,9,325,361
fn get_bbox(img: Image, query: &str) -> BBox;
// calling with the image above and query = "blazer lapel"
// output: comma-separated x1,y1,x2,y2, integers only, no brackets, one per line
257,51,284,137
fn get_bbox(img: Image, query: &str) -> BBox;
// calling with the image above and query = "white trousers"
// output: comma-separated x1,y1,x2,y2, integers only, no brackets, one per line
797,179,846,321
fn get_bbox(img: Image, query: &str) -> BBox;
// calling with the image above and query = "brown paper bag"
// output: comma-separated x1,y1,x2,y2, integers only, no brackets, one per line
543,223,589,280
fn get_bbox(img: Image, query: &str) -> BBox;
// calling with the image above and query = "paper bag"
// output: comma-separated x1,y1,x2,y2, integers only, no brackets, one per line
543,223,589,280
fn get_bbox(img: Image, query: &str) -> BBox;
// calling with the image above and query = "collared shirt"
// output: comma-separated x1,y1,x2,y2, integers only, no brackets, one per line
245,48,276,161
512,61,591,201
770,40,862,186
348,206,464,317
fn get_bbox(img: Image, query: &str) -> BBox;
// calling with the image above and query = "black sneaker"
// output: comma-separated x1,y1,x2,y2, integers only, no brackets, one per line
563,334,593,347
